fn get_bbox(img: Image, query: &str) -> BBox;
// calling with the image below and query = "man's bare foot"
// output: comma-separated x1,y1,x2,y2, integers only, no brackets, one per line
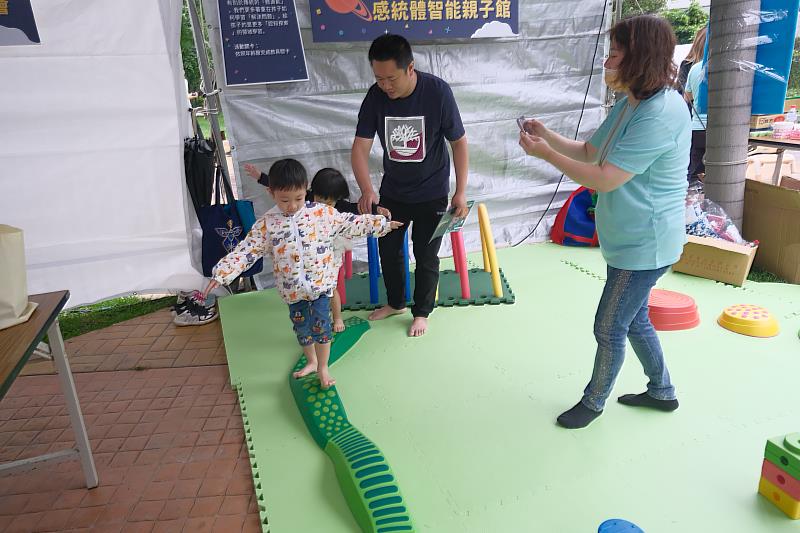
292,363,316,379
333,318,346,333
368,305,406,321
318,368,336,389
408,317,428,337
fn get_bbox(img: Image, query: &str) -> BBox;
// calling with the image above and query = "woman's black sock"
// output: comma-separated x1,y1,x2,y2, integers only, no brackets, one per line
618,392,679,412
556,401,603,429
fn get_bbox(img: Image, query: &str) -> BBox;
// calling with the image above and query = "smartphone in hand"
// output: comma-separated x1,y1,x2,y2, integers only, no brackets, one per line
516,115,535,134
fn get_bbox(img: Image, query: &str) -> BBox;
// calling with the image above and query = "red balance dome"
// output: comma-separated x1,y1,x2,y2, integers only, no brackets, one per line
648,289,700,331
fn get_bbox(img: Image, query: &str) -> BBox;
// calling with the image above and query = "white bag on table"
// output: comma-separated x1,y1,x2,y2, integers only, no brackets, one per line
0,225,38,331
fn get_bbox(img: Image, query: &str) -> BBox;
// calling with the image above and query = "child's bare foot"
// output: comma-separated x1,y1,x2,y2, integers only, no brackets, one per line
368,305,406,321
292,363,316,379
318,368,336,389
408,317,428,337
333,318,346,333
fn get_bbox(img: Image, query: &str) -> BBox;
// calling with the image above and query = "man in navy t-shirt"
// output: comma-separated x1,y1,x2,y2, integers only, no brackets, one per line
352,34,469,337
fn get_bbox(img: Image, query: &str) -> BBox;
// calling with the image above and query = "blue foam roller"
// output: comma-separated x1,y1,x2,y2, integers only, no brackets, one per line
367,236,379,304
402,232,411,302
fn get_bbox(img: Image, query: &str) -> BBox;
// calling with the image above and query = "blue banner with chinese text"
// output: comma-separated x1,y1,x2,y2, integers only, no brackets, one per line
218,0,308,85
0,0,40,46
310,0,518,42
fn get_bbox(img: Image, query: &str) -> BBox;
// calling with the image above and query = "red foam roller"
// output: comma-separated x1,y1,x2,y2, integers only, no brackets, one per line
344,250,353,279
450,231,470,299
337,264,346,305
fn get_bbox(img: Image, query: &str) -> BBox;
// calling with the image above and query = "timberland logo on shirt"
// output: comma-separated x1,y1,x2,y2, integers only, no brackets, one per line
385,116,425,162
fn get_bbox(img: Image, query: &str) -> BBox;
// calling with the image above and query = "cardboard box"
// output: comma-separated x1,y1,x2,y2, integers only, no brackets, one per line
750,114,782,130
780,174,800,191
743,179,800,283
673,235,758,286
785,98,800,112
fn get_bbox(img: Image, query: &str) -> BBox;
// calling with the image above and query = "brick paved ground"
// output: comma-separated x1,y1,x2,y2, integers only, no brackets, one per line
21,309,226,377
1,341,261,532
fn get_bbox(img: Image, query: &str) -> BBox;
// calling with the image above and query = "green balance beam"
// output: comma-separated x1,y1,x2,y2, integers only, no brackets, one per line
288,317,415,533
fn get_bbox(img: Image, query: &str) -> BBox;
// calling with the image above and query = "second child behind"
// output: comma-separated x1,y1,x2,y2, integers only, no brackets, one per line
204,159,402,389
308,168,392,333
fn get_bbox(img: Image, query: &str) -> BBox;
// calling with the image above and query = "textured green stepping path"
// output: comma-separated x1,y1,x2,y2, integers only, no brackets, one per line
288,317,414,532
219,244,800,533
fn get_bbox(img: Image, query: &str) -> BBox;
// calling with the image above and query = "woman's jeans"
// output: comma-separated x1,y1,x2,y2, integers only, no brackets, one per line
581,265,676,412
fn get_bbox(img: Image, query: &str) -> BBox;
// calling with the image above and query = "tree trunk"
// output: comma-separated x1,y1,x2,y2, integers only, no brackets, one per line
704,0,761,228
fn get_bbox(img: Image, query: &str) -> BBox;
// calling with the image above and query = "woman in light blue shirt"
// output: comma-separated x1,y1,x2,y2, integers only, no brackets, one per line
519,15,690,429
685,60,708,181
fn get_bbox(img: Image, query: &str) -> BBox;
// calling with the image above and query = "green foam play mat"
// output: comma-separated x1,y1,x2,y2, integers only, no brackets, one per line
218,243,800,533
340,268,515,311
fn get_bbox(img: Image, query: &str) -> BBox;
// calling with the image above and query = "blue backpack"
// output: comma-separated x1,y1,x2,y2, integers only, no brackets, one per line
551,187,599,247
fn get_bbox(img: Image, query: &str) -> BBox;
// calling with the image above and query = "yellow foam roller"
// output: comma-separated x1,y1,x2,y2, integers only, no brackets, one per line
717,304,779,338
477,203,502,298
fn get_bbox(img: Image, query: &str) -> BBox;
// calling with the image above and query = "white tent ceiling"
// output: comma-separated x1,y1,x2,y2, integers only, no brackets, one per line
0,0,203,306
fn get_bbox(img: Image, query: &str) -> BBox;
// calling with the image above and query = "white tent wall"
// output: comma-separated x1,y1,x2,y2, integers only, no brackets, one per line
200,0,610,283
0,0,204,306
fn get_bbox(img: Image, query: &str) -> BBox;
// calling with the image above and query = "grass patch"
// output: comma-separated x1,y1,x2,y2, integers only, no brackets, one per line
58,295,176,340
747,267,786,284
196,114,225,139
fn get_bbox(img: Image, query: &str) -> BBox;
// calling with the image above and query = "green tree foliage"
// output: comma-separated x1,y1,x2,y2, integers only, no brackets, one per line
622,0,667,18
789,37,800,98
662,1,709,45
181,3,200,93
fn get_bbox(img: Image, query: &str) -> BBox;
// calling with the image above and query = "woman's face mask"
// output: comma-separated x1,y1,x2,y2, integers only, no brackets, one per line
604,68,620,90
604,43,624,91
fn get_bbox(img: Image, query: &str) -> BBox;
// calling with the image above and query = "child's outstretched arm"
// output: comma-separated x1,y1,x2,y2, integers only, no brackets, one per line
330,208,402,239
243,163,270,187
205,218,270,294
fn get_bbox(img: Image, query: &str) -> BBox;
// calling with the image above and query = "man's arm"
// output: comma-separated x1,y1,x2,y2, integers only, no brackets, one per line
449,135,469,217
351,136,376,214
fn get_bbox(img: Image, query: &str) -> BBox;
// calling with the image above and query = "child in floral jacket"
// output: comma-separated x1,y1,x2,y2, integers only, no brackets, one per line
203,159,402,388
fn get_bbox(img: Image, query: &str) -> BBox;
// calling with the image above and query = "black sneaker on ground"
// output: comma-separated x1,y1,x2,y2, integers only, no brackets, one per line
173,299,219,326
172,291,215,316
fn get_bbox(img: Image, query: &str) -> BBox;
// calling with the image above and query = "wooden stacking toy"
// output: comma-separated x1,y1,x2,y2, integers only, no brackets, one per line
759,433,800,519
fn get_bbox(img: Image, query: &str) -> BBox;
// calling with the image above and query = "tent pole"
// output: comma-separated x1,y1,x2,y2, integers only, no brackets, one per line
704,0,760,228
186,0,231,199
602,0,617,119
